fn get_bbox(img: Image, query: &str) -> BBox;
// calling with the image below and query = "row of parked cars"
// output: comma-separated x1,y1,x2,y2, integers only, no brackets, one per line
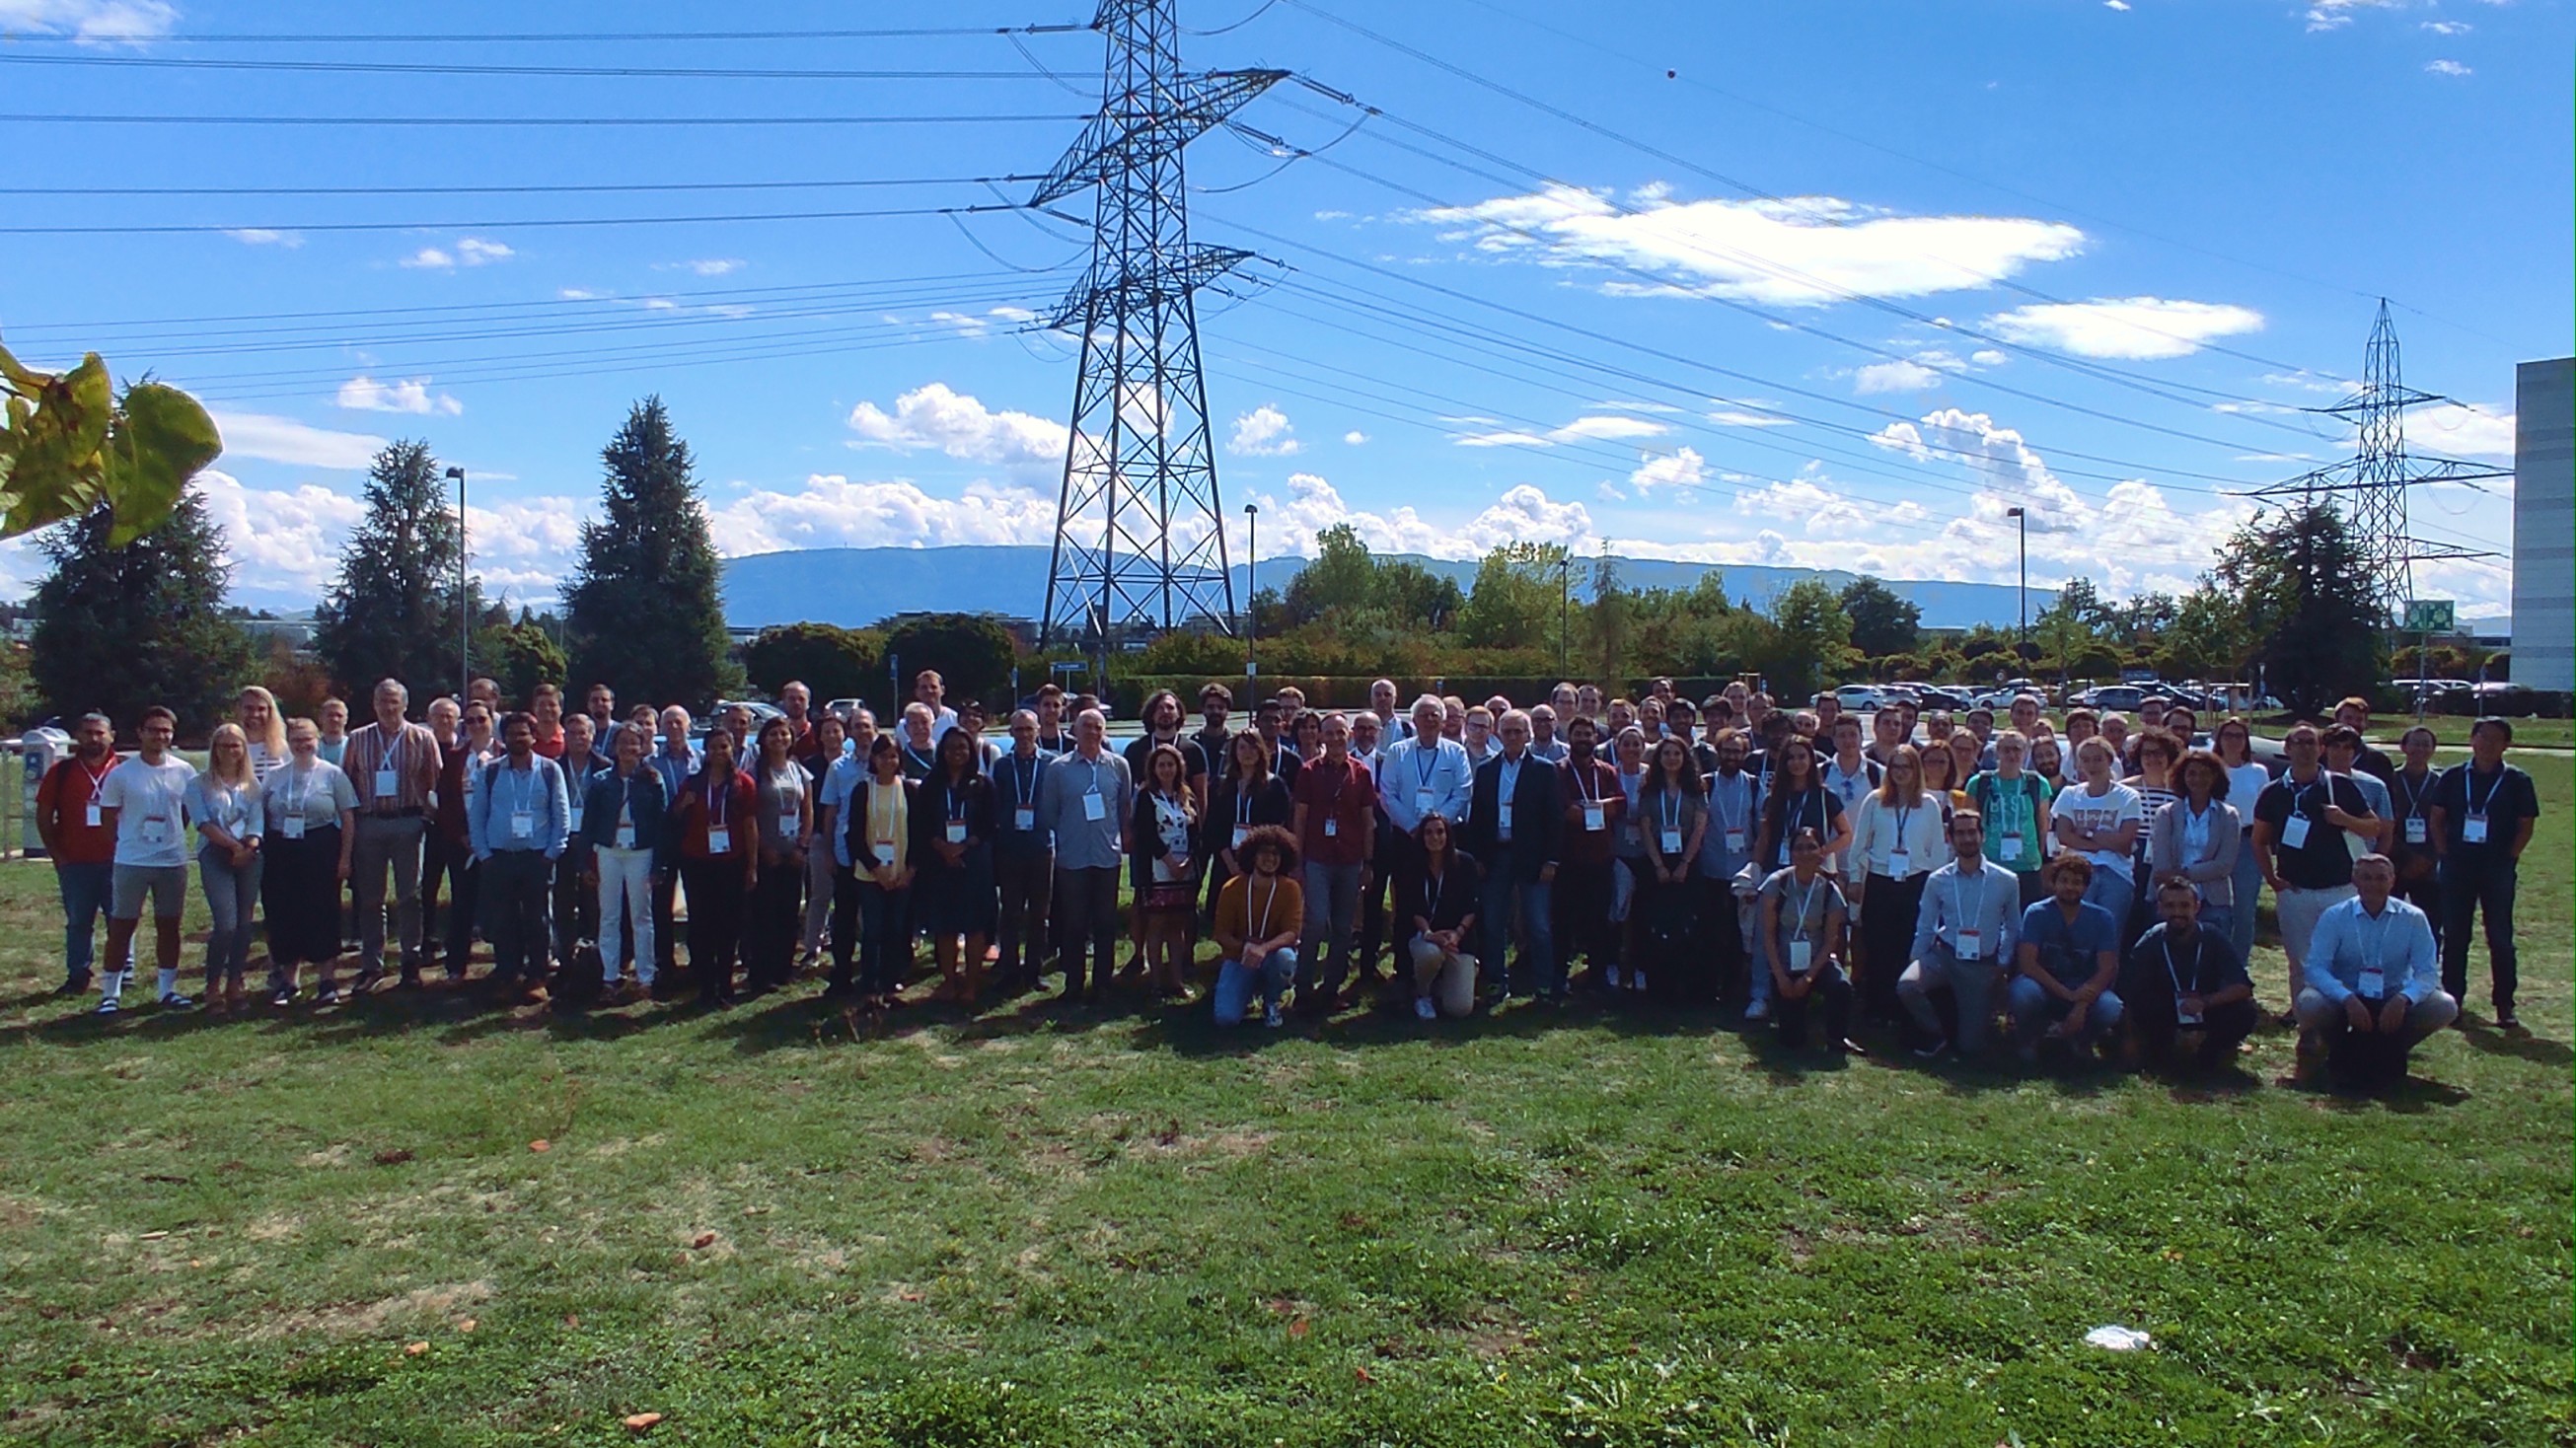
1831,680,2271,716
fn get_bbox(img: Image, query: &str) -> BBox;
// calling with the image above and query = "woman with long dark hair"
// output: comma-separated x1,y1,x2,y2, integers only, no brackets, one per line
1396,812,1481,1020
1634,736,1708,1003
915,726,997,1007
1204,729,1292,908
669,727,758,1007
743,716,810,996
838,733,918,1008
1131,743,1201,998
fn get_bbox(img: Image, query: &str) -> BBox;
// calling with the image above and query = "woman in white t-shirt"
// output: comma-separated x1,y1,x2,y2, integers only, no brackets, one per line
2052,736,2143,930
2212,716,2273,970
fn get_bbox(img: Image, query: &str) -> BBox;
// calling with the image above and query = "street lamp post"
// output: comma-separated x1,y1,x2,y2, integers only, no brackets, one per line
446,466,469,701
1559,554,1572,673
2006,506,2027,656
1243,503,1259,683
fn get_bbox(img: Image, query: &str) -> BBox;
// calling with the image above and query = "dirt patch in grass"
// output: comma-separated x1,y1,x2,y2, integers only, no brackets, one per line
245,1279,492,1340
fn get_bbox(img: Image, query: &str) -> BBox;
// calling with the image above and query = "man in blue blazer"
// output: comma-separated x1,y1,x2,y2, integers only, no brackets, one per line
1465,709,1564,1001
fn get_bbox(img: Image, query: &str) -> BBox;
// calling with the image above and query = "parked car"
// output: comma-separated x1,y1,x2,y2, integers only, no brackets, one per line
2085,686,2146,713
692,699,785,742
1909,685,1970,711
1969,681,2039,710
1833,684,1886,713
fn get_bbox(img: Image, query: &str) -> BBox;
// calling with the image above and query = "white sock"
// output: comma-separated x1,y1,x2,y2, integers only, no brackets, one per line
158,968,181,999
101,970,126,1003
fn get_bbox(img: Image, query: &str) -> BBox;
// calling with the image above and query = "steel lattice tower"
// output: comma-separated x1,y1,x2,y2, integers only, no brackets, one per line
1031,0,1284,662
2253,299,2506,618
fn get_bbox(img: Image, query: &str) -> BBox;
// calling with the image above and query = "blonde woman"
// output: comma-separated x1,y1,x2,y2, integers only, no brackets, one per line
188,723,266,1016
237,687,290,784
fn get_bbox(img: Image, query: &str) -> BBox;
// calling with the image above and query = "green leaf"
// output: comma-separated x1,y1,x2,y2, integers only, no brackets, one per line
103,382,222,545
0,353,113,539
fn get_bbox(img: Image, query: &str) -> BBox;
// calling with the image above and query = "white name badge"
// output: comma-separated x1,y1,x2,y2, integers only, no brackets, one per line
1955,927,1982,961
1081,791,1105,822
2175,994,2204,1027
2403,818,2428,845
1582,801,1605,833
1660,829,1684,855
511,809,535,839
85,800,103,828
2001,833,2024,861
1724,828,1746,854
946,821,968,845
1887,849,1910,878
874,836,897,861
1323,816,1339,837
1498,803,1514,833
2463,816,2490,844
1015,806,1036,833
2356,966,2386,998
1414,787,1435,816
280,814,306,840
2279,814,2312,850
1788,939,1813,975
566,804,584,833
615,823,636,849
1232,825,1250,849
705,826,729,855
374,767,399,799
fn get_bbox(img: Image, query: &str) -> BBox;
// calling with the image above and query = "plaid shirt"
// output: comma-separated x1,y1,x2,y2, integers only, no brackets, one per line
341,720,444,816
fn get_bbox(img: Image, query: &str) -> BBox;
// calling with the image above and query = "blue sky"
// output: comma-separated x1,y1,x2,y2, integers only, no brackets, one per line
0,0,2562,618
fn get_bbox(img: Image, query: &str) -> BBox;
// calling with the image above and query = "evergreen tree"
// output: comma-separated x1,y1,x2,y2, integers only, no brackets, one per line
564,398,735,709
31,487,254,734
2215,501,2385,718
312,439,469,697
1837,575,1923,659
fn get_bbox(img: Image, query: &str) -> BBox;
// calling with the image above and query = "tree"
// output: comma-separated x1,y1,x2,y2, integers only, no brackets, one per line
479,610,567,707
880,612,1019,708
563,397,735,709
1758,578,1856,701
1,346,221,543
1585,546,1629,685
1281,523,1377,625
1456,542,1568,649
741,622,884,703
2154,580,2254,683
2214,501,2384,719
1838,575,1922,659
2033,584,2109,686
313,439,469,696
31,488,254,734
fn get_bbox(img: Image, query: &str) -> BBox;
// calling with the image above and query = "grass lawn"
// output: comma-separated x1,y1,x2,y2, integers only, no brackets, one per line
2356,716,2576,751
0,760,2566,1447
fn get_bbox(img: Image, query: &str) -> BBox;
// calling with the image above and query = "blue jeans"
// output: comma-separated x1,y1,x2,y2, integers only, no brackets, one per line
1214,947,1296,1024
198,847,262,985
1299,861,1363,999
2082,868,2133,931
2008,975,2125,1050
1480,850,1560,996
2228,833,2261,968
54,860,117,982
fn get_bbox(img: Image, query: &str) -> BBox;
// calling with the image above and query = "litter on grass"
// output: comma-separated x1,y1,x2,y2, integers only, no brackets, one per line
2084,1325,2154,1351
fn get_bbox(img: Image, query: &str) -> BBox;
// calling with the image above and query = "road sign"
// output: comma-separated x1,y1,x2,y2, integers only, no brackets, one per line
2401,599,2456,633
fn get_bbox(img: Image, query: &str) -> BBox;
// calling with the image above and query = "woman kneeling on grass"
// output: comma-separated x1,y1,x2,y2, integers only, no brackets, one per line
1213,825,1301,1028
1398,813,1481,1021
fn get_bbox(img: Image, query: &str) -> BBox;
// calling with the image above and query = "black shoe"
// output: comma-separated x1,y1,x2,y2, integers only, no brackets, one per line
56,975,93,997
2496,1010,2524,1032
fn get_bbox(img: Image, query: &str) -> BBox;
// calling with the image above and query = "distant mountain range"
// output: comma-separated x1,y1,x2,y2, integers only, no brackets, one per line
720,544,2044,633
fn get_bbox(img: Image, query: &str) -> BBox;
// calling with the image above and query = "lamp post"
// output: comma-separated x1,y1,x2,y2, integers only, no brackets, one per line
2005,505,2027,657
1559,553,1572,673
446,466,469,701
1243,502,1259,683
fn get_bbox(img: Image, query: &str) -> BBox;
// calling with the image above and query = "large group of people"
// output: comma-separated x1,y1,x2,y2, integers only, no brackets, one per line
34,671,2539,1089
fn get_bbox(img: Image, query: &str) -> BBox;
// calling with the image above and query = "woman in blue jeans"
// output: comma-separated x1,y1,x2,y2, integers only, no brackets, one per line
187,724,266,1018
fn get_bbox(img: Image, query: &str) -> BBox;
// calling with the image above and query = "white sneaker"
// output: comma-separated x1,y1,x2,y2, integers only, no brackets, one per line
1414,997,1436,1021
1263,1003,1284,1028
1630,971,1649,993
1912,1036,1949,1060
1605,966,1624,990
1744,998,1770,1022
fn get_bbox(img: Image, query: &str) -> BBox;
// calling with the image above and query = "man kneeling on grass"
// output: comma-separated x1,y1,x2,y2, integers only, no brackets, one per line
2293,852,2458,1089
2125,876,2256,1073
1758,828,1861,1054
1213,825,1302,1029
2008,854,2124,1066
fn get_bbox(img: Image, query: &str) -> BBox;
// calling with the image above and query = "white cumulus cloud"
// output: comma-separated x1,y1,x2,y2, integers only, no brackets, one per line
0,0,175,41
707,475,1061,557
335,375,463,417
401,237,515,270
1228,402,1302,457
1628,447,1707,494
224,228,304,249
2424,58,2470,76
1983,296,2264,359
1416,183,2086,307
206,412,389,471
1855,359,1947,395
846,382,1068,470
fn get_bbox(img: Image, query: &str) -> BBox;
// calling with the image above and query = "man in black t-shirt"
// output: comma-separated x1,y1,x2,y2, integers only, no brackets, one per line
2251,723,2378,1004
2125,878,2257,1072
2427,717,2541,1029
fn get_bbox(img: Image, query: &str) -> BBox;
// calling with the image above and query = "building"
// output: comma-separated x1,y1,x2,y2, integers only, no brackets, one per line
2513,359,2574,692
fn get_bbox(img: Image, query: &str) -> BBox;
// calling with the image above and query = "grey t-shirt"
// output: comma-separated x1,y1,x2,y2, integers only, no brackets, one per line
1759,865,1847,961
755,761,808,852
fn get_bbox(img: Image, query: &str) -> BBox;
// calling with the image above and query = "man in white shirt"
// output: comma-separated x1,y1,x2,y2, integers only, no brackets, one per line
1368,678,1412,743
2293,853,2458,1087
1375,694,1474,844
95,705,199,1015
1820,715,1881,877
1897,810,2021,1058
914,669,962,741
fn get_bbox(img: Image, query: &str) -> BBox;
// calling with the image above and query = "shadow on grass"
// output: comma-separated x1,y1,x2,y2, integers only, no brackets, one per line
2457,1021,2572,1069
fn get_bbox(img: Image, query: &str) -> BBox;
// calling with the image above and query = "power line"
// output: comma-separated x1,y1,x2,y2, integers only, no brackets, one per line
32,174,1048,198
0,200,1037,237
0,110,1089,127
0,53,1074,80
21,24,1096,43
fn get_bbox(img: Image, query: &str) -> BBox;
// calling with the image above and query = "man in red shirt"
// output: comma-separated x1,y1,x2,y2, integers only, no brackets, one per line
528,684,568,760
778,680,824,768
1290,711,1376,1011
35,712,124,994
